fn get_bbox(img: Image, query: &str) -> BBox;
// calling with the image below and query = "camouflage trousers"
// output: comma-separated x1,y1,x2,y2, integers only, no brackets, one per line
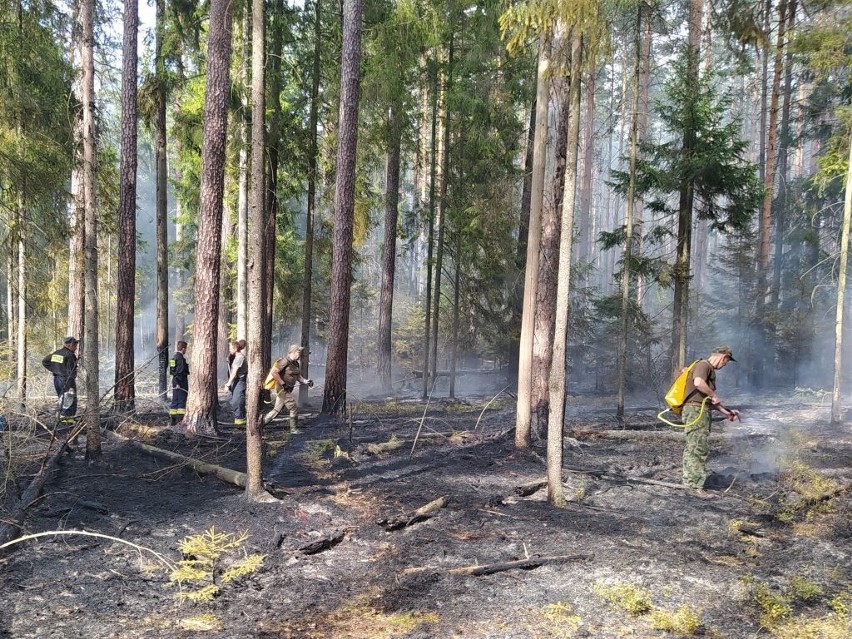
682,404,711,489
263,386,298,424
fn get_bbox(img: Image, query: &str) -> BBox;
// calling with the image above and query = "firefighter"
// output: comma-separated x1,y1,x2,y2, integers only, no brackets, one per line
42,336,79,425
262,344,313,433
169,341,189,426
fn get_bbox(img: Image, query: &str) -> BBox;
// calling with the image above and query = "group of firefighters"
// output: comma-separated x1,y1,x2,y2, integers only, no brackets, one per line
41,338,739,496
42,338,313,435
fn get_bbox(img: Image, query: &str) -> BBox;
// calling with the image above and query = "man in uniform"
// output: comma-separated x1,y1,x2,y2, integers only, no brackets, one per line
42,336,79,425
681,345,740,495
169,341,189,426
262,344,313,433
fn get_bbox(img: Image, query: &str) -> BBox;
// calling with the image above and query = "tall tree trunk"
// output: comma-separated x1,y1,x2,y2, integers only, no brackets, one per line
184,0,234,435
670,0,703,374
245,0,272,501
264,2,283,374
617,8,642,420
377,117,402,393
577,68,595,277
430,39,453,389
449,231,462,400
321,0,363,415
547,33,582,508
635,0,654,307
517,104,535,263
516,32,551,449
16,213,25,405
68,1,85,343
757,0,788,317
532,79,568,435
831,134,852,424
115,0,139,414
236,3,250,341
299,0,321,404
81,0,101,458
421,64,438,400
772,0,796,311
758,0,771,184
6,248,14,367
155,0,169,400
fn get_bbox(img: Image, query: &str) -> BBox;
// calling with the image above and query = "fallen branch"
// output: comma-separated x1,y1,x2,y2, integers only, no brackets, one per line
106,431,246,489
401,553,593,578
0,439,66,547
296,530,346,555
378,496,449,531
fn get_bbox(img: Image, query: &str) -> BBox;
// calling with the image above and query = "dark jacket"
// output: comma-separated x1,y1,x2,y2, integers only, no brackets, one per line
42,347,77,380
170,351,189,379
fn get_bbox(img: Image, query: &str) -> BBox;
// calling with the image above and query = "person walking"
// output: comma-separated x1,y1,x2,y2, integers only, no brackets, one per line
223,339,248,426
262,344,313,433
42,336,79,425
681,345,741,496
169,341,189,426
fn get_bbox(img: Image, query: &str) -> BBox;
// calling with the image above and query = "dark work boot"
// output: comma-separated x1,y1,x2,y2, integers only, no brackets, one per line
289,416,301,434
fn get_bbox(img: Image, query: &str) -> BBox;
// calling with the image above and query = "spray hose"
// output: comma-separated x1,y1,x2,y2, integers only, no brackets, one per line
657,396,711,430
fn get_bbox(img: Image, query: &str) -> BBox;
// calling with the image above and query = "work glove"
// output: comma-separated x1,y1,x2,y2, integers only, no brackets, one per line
307,379,314,388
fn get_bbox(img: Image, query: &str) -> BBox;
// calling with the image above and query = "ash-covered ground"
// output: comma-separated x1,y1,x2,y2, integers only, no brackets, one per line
1,392,849,638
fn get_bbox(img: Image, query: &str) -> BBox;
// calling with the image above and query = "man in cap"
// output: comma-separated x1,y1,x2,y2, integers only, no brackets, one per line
262,344,313,433
42,337,79,424
680,345,741,495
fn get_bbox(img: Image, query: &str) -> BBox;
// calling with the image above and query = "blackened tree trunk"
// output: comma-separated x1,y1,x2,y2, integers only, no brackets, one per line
184,0,233,435
299,0,322,404
115,0,139,414
377,115,402,392
81,0,101,459
322,0,363,415
155,0,169,399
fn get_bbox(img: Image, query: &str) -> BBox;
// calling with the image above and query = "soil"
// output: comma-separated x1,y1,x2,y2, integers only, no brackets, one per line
1,393,850,638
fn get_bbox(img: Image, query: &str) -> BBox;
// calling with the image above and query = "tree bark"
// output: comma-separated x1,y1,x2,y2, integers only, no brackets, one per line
245,0,272,501
16,211,26,405
155,0,169,400
299,0,322,404
322,0,363,415
429,39,452,391
532,77,568,435
516,33,551,449
377,116,402,393
617,7,642,420
422,64,438,400
547,32,582,508
184,0,234,435
115,0,139,414
831,134,852,424
670,0,703,374
80,0,101,459
236,3,250,342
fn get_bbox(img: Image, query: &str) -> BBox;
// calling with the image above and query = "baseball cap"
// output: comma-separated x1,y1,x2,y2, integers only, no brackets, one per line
64,336,79,345
713,345,736,361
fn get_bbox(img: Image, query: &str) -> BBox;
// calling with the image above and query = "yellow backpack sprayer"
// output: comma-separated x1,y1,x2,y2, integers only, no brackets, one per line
658,360,710,429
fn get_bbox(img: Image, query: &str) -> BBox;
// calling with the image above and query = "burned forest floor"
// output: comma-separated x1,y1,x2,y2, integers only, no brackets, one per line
1,392,851,639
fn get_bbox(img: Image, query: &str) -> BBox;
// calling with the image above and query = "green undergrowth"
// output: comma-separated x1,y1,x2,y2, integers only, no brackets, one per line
743,575,851,638
594,581,700,636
